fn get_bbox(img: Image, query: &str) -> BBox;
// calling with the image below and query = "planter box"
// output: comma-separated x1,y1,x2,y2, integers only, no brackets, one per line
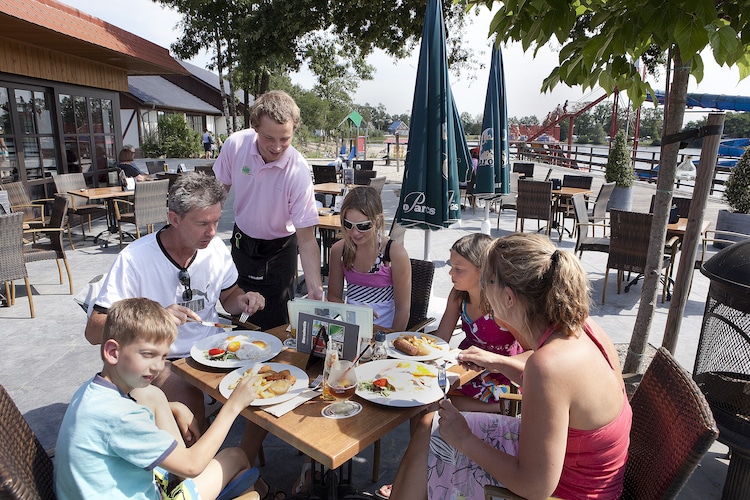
714,209,750,248
606,186,633,212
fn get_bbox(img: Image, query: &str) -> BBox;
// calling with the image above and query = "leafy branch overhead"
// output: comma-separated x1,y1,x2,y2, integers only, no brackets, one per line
477,0,750,108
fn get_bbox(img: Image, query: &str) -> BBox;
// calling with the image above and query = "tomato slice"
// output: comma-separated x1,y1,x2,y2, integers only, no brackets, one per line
208,348,225,357
373,377,388,388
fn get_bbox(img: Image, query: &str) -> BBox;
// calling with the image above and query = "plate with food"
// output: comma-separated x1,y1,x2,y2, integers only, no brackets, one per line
384,332,449,361
190,332,283,368
219,362,309,406
355,359,442,407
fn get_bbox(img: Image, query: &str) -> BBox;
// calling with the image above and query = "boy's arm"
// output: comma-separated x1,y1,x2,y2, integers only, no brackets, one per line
158,374,259,477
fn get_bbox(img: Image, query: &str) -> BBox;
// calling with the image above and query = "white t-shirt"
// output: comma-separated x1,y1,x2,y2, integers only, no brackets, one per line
94,228,238,358
213,128,319,240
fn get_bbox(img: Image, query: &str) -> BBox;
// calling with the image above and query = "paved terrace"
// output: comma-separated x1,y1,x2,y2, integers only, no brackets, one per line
0,157,730,498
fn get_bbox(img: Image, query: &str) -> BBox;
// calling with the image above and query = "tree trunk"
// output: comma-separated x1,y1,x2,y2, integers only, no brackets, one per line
622,48,690,374
214,27,231,135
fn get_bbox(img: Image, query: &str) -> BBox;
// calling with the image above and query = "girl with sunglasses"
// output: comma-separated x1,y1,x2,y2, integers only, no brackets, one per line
327,186,411,330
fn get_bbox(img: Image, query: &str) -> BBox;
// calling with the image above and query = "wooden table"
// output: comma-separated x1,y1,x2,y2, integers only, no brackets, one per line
314,183,349,195
317,212,341,278
171,325,479,471
667,218,711,238
68,187,133,246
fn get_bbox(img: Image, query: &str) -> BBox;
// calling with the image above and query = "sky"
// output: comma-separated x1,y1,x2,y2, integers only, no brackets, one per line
60,0,750,122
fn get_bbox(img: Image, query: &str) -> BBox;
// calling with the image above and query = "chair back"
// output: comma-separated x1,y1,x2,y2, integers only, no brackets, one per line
0,212,28,284
354,170,377,185
407,259,435,331
194,165,215,176
353,160,375,171
622,347,718,499
649,195,692,219
52,173,90,208
39,195,69,256
312,165,338,184
572,193,592,241
544,168,553,181
1,182,41,223
516,180,553,230
512,162,534,178
0,384,57,500
134,179,169,228
562,174,593,189
592,182,616,221
145,160,166,174
607,209,652,274
368,176,386,195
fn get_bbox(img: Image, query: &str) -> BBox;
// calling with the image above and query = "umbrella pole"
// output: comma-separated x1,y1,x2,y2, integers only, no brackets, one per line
481,202,492,235
424,230,431,260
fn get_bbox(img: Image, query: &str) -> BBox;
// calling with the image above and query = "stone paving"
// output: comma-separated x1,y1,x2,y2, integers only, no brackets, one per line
0,157,730,498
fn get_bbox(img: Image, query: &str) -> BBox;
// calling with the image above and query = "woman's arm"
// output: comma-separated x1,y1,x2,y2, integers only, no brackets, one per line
326,240,345,303
457,347,533,385
430,289,462,343
388,241,411,331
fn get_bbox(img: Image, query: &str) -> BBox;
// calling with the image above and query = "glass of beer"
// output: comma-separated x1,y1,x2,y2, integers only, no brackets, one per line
324,360,358,416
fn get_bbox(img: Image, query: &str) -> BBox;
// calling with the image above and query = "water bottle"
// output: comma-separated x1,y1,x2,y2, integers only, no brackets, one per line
321,338,339,401
371,331,388,361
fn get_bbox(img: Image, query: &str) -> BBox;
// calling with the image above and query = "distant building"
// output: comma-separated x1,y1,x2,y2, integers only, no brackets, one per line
388,121,410,135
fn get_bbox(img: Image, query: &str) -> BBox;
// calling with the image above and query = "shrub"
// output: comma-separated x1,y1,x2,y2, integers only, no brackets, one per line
141,114,201,158
605,130,635,187
724,146,750,214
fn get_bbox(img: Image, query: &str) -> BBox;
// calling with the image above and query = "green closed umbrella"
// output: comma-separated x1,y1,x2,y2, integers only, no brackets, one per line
474,44,511,234
394,0,464,258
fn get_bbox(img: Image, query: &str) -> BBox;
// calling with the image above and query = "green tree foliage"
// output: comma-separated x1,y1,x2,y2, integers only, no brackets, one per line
724,146,750,213
141,114,201,158
605,130,636,187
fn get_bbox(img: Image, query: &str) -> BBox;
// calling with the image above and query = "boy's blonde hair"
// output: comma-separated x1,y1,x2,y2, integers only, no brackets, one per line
101,298,177,355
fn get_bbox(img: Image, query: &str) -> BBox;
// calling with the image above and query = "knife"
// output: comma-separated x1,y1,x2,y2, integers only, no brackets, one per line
185,318,237,329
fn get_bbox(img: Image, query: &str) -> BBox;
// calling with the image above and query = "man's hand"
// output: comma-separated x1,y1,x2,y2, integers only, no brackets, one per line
239,291,265,316
164,304,201,325
169,402,201,446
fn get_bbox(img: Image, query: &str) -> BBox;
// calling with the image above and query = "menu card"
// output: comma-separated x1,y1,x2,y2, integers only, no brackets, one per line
296,312,359,362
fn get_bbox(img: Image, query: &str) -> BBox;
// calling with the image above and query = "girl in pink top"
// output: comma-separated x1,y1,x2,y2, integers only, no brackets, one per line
389,234,632,500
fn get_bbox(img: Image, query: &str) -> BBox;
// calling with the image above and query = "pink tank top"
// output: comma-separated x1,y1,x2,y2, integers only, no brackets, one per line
538,322,632,499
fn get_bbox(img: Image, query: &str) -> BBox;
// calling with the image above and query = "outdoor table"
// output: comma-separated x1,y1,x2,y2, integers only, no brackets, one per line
171,325,479,497
551,186,592,238
314,183,349,195
67,186,134,247
667,218,711,239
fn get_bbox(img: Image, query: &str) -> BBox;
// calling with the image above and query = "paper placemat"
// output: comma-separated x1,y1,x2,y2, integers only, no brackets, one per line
262,389,320,417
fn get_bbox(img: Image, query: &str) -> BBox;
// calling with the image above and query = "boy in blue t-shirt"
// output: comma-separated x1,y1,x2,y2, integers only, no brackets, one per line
55,298,260,500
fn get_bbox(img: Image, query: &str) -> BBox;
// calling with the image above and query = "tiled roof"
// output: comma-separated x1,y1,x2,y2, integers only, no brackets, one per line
128,76,222,114
0,0,186,75
178,60,250,104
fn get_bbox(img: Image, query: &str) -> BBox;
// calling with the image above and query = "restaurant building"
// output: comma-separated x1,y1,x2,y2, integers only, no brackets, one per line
0,0,187,198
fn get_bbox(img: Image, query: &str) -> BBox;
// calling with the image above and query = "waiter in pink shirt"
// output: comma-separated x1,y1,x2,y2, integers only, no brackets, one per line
214,91,324,329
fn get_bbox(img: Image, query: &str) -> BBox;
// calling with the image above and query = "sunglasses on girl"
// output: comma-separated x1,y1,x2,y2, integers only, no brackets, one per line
343,219,373,232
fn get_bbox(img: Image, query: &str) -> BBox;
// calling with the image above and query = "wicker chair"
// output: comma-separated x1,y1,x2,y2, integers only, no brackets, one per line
602,210,678,304
495,172,520,228
406,258,435,332
112,179,169,248
0,213,34,317
353,169,377,186
52,173,106,247
557,175,594,238
485,347,719,500
650,194,692,219
367,175,386,195
571,193,609,260
22,195,73,295
312,165,338,184
0,384,56,499
587,181,616,234
515,180,553,235
145,160,166,174
0,182,53,231
194,165,215,176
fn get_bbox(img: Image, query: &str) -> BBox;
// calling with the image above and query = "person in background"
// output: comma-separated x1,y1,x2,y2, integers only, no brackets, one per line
327,186,411,330
117,145,152,181
203,129,213,160
389,234,632,500
213,90,323,330
56,298,261,500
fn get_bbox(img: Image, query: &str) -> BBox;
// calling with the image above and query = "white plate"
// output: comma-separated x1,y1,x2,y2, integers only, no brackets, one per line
384,332,449,361
190,332,283,368
355,359,442,407
219,363,309,406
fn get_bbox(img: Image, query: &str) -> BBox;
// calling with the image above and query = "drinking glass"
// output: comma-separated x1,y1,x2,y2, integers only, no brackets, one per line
324,360,359,416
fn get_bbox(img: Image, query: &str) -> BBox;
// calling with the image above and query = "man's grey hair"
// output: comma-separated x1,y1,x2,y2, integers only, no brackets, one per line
168,172,227,217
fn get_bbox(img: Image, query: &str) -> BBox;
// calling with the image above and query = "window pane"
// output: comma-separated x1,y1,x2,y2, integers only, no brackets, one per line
16,89,35,134
91,98,103,133
93,136,114,171
0,87,11,134
40,136,56,176
22,137,44,179
34,91,53,134
60,94,76,134
64,136,81,172
74,96,88,134
0,137,16,183
102,99,114,134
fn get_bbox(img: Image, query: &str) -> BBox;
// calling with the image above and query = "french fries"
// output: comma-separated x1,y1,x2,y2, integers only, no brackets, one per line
396,334,439,356
229,364,297,398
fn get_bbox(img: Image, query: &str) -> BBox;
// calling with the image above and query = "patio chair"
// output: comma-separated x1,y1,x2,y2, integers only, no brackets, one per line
650,194,692,220
587,181,616,235
353,169,377,185
112,179,169,248
194,165,215,176
406,258,435,332
512,162,534,179
515,179,553,235
367,175,386,195
0,212,34,317
22,195,74,295
145,160,166,174
602,209,678,304
557,175,594,238
484,348,718,500
0,181,53,231
52,173,106,247
312,165,338,184
495,173,519,228
571,193,609,260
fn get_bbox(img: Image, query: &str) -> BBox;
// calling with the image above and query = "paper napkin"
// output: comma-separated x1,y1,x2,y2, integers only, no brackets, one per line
262,389,320,417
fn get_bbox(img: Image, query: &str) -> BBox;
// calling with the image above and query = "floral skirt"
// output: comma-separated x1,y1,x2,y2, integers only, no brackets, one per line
427,412,521,500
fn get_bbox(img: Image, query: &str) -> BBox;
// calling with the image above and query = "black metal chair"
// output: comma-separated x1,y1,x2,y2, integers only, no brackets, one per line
484,347,719,499
353,169,377,185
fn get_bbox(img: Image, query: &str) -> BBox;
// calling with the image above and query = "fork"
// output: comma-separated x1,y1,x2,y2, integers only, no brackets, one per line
438,364,449,400
239,311,250,324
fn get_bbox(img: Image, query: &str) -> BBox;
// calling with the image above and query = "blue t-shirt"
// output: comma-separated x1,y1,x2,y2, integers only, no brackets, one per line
55,375,177,500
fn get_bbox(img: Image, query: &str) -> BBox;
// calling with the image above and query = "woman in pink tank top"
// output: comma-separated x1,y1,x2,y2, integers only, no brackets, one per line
389,234,632,500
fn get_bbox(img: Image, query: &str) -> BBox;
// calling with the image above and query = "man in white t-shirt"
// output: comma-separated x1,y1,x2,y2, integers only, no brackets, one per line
214,90,323,330
84,172,265,433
